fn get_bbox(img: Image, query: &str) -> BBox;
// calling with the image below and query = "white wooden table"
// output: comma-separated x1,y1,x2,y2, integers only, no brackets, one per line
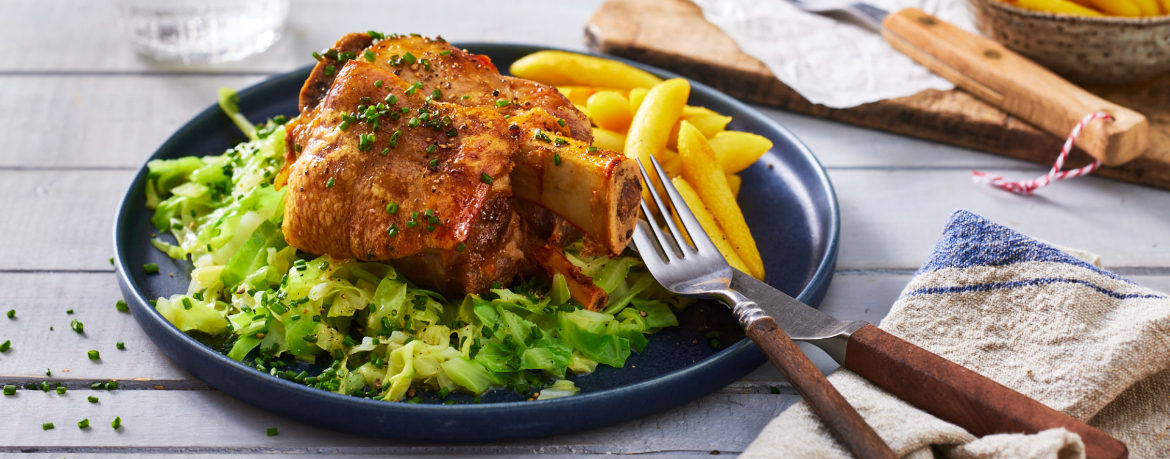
2,1,1167,456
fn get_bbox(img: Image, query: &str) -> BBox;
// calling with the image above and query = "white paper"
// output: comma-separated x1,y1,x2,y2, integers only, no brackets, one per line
691,0,977,109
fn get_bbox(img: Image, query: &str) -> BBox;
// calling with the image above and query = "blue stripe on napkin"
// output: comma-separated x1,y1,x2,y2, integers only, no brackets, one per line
916,210,1130,283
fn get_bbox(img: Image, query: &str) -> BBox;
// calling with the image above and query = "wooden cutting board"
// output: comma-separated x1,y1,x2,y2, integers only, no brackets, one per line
585,0,1170,191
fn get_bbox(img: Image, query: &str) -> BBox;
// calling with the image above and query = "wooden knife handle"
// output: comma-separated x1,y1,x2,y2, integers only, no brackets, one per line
747,317,897,459
881,8,1148,166
844,324,1128,459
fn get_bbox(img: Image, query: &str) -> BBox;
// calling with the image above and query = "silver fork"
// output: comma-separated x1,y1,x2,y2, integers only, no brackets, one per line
632,157,894,459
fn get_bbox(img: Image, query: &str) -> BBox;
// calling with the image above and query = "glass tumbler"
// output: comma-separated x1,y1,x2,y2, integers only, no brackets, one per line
114,0,290,64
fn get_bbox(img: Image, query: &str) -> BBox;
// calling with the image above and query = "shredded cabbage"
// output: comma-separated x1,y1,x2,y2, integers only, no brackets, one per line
145,88,684,402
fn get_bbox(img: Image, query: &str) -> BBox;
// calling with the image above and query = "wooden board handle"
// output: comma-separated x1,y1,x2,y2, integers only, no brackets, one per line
844,324,1128,459
881,8,1148,166
746,317,896,459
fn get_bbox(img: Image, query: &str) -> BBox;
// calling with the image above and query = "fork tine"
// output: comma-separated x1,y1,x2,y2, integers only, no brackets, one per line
636,158,694,257
631,219,669,269
647,155,721,256
638,196,679,261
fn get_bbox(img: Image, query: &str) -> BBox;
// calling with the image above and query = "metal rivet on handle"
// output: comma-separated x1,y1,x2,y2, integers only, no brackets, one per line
984,50,1002,59
917,16,937,26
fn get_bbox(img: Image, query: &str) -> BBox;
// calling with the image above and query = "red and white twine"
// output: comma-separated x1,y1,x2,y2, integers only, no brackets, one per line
972,111,1112,195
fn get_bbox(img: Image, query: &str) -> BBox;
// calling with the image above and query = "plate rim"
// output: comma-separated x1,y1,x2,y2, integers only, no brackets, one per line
112,41,840,438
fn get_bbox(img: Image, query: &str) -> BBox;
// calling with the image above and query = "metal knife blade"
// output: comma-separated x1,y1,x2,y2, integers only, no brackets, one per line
730,268,866,363
785,0,889,31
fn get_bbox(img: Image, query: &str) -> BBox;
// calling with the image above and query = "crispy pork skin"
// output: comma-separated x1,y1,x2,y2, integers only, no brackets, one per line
283,61,522,293
282,33,641,294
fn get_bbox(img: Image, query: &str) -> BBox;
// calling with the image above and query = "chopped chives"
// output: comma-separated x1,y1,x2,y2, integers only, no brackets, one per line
88,395,99,403
5,309,12,318
116,342,125,350
375,79,383,88
143,263,159,274
386,225,399,237
312,51,323,61
3,385,15,395
480,173,494,184
324,65,335,76
78,419,89,429
40,381,50,392
495,99,510,108
461,95,470,100
431,89,442,100
0,340,9,352
554,154,562,166
90,382,103,390
109,257,114,265
363,50,376,62
380,147,389,155
66,309,74,314
402,52,417,64
106,381,118,390
386,202,399,214
42,422,54,430
115,300,129,312
70,319,84,333
112,417,122,429
326,178,336,188
554,138,568,146
88,350,100,360
56,386,66,395
557,118,566,127
440,50,452,56
588,146,599,152
456,243,466,253
428,158,438,168
267,427,279,436
46,368,51,376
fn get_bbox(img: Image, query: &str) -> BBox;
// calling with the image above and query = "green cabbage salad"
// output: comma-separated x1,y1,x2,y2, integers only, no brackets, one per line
143,89,683,402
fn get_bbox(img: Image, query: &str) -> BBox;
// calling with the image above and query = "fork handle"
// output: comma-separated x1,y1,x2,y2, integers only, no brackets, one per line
746,316,896,459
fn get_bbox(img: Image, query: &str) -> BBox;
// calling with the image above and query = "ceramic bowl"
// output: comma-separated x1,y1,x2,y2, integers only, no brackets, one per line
968,0,1170,84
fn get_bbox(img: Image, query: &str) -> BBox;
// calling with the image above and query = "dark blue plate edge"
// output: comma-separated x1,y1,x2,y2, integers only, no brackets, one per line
112,42,841,441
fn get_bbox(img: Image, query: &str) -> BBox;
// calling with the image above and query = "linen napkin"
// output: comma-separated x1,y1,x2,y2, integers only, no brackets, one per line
742,210,1170,458
690,0,976,108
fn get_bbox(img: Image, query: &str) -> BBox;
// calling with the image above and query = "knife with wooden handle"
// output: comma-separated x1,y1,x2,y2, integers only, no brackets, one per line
791,2,1149,165
728,268,1128,459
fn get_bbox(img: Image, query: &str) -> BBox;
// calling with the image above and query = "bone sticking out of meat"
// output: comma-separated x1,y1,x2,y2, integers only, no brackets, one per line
508,109,642,255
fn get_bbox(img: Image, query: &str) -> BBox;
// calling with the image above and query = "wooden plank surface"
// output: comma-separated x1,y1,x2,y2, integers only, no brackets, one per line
0,390,794,455
0,0,602,74
585,0,1170,191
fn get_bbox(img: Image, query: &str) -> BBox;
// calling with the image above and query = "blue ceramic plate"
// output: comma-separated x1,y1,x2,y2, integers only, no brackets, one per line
114,43,839,441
